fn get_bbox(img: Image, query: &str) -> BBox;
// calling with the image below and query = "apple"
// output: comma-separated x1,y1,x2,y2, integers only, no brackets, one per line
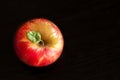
14,18,64,67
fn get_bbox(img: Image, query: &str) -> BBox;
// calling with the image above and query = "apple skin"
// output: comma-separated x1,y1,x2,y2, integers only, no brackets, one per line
14,18,64,67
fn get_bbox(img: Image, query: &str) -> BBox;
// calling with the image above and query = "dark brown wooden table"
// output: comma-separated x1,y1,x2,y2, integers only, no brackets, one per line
0,0,120,80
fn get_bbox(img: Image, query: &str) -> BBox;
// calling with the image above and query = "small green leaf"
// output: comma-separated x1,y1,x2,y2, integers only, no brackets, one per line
27,31,41,43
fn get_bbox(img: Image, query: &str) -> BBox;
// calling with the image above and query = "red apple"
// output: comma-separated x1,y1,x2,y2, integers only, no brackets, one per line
14,18,64,67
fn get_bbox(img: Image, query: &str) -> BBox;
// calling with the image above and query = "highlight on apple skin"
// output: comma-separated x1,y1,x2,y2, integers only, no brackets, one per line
14,18,64,67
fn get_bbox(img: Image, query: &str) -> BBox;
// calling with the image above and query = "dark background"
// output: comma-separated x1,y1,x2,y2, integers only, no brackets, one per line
0,0,120,80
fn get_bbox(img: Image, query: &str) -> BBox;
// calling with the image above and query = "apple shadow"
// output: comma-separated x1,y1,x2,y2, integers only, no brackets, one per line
19,57,64,75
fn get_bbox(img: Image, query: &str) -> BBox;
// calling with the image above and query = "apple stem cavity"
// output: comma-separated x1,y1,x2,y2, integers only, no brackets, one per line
27,31,44,46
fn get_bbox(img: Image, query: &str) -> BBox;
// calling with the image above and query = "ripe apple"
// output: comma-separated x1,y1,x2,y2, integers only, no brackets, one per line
14,18,64,67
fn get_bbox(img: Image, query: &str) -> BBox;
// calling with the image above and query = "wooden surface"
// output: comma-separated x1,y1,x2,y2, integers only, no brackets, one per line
0,0,120,80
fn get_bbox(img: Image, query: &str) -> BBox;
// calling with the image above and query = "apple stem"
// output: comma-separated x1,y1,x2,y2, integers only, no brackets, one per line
27,31,44,46
39,40,44,46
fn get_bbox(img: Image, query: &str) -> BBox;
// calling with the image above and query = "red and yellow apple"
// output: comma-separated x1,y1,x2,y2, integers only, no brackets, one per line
14,18,64,67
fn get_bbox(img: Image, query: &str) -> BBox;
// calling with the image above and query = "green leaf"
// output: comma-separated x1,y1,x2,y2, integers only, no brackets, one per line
27,31,41,43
